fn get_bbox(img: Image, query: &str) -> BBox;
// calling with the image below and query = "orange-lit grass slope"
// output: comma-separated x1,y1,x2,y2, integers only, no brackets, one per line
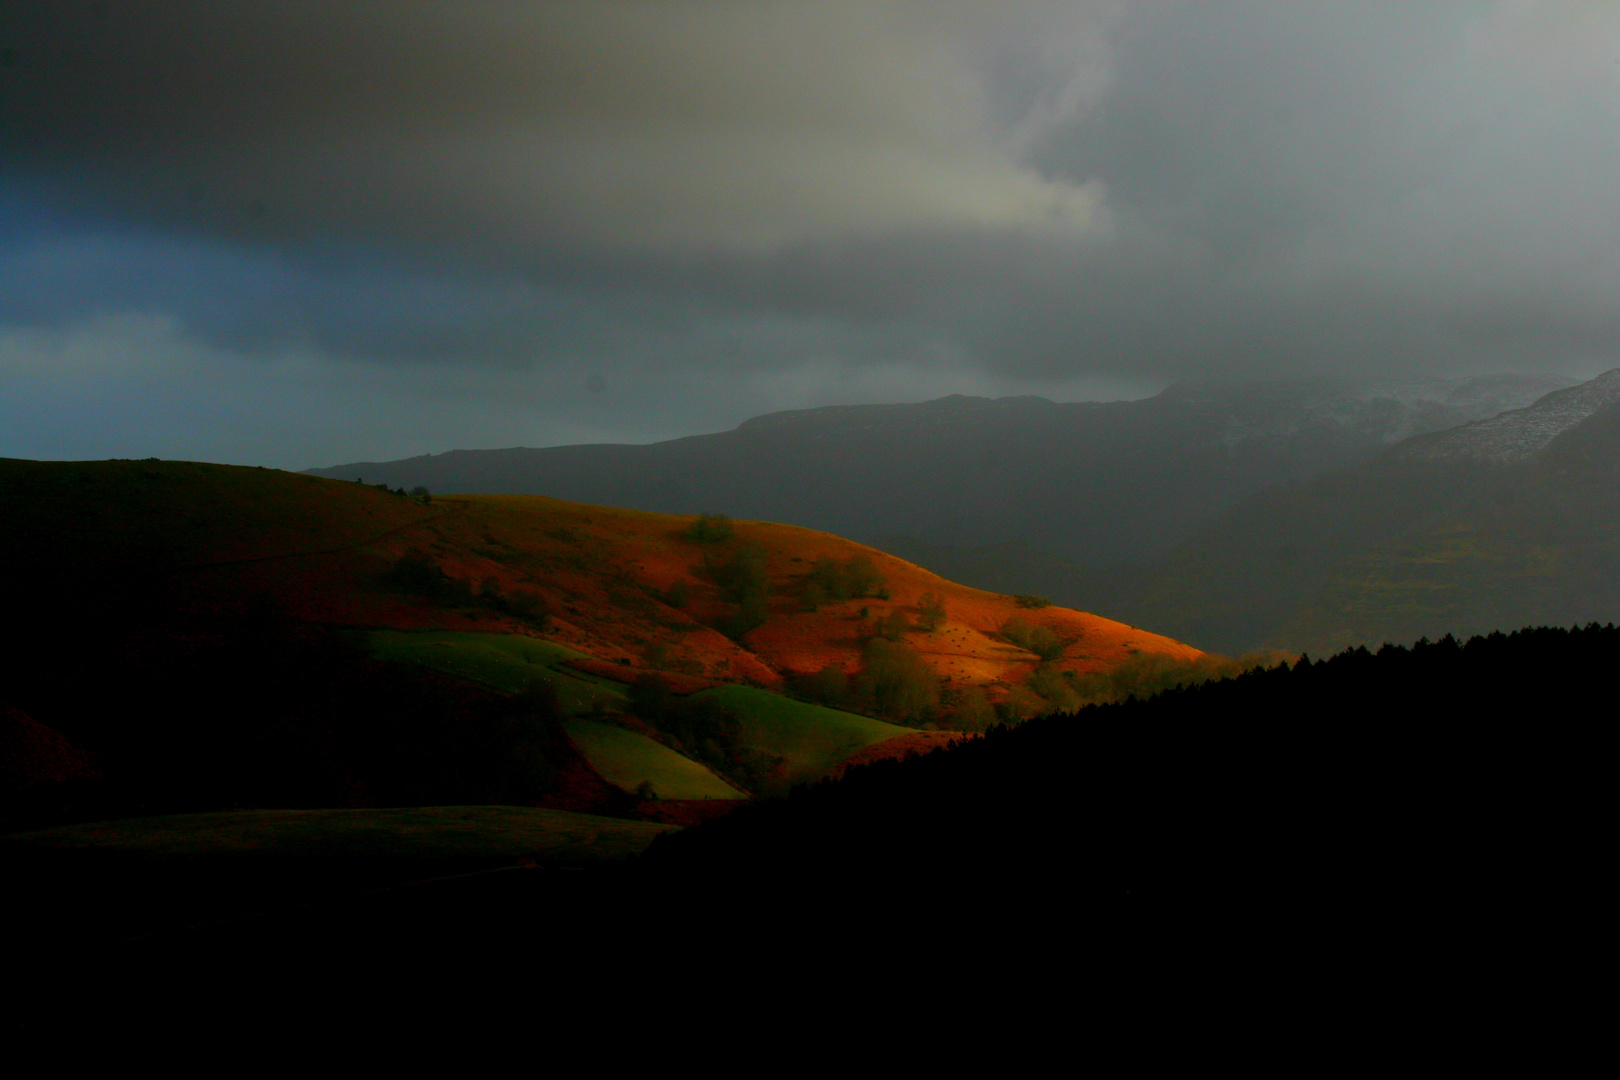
0,458,1200,704
727,516,1199,690
410,494,1203,703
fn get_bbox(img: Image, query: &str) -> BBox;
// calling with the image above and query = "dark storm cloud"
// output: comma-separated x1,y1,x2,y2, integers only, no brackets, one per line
4,1,1620,466
1010,0,1620,377
0,1,1112,379
1,1,1108,253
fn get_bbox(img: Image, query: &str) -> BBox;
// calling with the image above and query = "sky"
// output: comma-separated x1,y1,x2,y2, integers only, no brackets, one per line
4,1,1620,469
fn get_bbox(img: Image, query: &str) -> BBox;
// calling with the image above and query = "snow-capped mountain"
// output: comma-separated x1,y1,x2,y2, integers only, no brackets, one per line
1392,369,1620,463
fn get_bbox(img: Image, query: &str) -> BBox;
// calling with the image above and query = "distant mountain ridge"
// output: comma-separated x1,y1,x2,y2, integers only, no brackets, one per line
309,374,1561,570
1025,367,1620,654
852,367,1620,654
1391,369,1620,463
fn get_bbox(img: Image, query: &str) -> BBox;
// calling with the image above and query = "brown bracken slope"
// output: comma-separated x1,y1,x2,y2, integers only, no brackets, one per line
0,458,1200,709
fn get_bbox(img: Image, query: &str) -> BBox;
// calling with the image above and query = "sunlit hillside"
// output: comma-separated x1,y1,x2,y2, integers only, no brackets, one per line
1,458,1201,712
1,458,1218,842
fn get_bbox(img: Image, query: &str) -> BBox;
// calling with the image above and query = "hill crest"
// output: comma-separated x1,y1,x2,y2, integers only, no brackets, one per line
0,457,1202,721
303,375,1566,570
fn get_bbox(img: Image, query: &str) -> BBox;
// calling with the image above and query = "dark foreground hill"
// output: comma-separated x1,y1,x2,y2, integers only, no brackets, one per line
640,626,1608,904
307,375,1562,569
54,624,1610,984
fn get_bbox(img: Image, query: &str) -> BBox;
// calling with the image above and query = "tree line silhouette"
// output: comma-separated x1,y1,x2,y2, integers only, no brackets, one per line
640,625,1613,937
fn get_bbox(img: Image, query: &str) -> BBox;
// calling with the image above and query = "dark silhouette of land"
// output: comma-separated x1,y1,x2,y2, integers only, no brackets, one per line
17,624,1605,976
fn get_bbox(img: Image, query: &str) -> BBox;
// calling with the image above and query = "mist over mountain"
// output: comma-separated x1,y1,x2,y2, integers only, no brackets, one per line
1100,371,1620,654
869,370,1620,655
1391,370,1620,464
312,368,1620,657
309,374,1564,572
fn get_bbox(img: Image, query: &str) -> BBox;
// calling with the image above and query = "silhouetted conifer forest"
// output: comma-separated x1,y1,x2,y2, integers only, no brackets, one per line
32,624,1609,976
640,625,1610,942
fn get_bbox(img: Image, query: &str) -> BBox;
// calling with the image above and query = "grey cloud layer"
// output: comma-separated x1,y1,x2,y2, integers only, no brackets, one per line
3,1,1110,252
3,0,1619,452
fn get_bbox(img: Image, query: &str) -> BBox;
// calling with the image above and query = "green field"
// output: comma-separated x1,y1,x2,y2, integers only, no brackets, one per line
370,630,912,797
370,629,627,713
6,805,673,865
564,719,746,800
692,685,913,794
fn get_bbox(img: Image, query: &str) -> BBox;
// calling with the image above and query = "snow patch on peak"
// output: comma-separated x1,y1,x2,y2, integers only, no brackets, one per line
1391,369,1620,464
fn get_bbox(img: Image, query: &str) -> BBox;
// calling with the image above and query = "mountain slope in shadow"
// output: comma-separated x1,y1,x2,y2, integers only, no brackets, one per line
1093,369,1620,654
308,375,1565,569
879,368,1620,655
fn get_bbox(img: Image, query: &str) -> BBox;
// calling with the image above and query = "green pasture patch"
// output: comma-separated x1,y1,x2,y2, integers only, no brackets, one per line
564,719,746,801
692,685,913,794
368,632,905,797
5,806,674,866
369,630,625,714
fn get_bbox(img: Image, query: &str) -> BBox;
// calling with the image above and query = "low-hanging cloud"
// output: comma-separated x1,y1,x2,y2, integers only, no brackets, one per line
5,2,1620,466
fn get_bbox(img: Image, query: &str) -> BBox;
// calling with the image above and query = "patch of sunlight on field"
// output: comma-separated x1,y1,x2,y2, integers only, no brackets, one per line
564,719,746,801
694,685,913,794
